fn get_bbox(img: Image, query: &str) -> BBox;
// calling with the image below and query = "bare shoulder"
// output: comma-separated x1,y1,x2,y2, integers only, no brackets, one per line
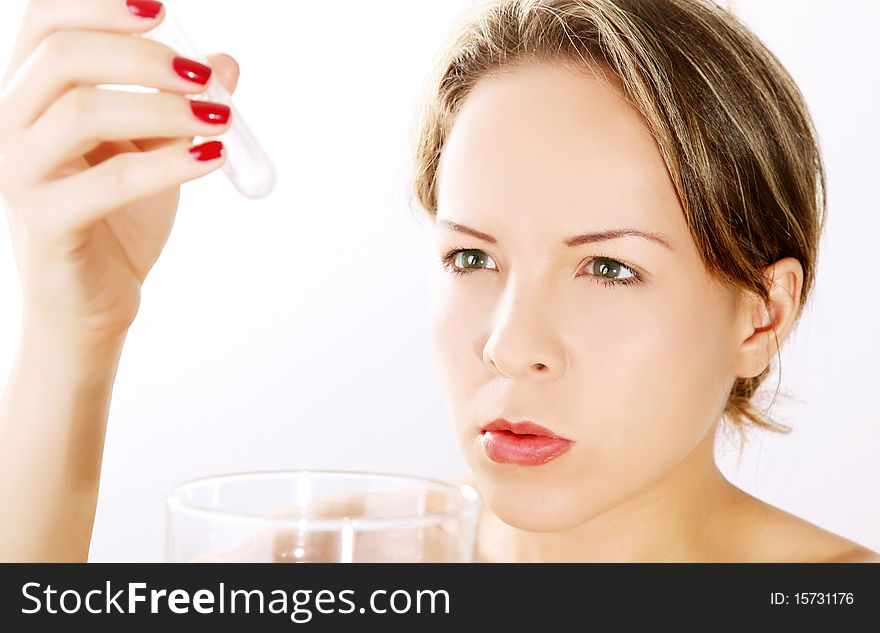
736,494,879,563
821,544,880,563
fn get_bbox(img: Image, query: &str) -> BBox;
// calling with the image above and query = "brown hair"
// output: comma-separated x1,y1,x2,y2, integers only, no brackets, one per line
410,0,826,443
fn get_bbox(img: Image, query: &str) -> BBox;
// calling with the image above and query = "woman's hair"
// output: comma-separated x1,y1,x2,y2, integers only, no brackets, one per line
410,0,826,443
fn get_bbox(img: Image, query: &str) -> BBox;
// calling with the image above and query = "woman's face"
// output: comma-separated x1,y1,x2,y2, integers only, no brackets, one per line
428,62,746,532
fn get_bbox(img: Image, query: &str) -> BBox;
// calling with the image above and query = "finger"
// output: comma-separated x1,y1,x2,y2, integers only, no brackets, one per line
4,30,213,128
84,139,147,166
2,0,166,90
208,53,240,95
131,53,240,153
26,87,232,175
33,140,225,235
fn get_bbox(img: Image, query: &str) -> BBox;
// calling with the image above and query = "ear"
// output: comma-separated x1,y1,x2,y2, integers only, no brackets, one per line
732,257,804,379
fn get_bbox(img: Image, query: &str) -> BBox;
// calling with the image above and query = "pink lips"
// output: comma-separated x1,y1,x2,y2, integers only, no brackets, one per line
479,418,574,466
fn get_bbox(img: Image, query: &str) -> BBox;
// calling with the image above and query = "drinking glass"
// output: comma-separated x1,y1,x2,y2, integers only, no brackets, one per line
165,470,482,562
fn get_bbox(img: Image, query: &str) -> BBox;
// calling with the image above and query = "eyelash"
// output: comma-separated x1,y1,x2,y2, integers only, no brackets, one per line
439,247,643,288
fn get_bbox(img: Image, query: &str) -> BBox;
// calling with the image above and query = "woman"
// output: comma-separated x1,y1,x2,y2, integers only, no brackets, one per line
0,0,876,562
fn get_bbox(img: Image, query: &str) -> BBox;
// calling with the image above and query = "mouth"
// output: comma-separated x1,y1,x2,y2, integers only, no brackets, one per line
479,418,574,466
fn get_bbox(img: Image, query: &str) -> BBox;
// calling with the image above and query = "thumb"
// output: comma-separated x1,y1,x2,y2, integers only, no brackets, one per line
205,53,240,95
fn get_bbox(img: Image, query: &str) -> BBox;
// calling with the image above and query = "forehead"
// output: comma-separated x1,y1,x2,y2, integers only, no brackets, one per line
435,62,684,237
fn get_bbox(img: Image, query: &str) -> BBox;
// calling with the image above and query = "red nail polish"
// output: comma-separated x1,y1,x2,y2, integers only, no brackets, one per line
189,141,225,162
173,56,212,85
191,101,231,125
127,0,163,19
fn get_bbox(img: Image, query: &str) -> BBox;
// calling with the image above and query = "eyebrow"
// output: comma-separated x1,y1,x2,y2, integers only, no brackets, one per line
436,218,672,250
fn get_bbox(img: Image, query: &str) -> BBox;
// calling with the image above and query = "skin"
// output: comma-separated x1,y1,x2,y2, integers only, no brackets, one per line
430,62,879,562
0,1,875,562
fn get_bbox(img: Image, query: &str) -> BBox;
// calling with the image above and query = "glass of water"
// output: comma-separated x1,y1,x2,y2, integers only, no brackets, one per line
165,470,482,562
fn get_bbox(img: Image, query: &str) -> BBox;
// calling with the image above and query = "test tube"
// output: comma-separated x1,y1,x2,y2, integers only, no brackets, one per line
144,10,277,199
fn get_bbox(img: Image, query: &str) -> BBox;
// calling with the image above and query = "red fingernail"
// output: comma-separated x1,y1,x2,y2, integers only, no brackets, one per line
189,140,225,162
173,56,212,85
191,101,231,125
126,0,163,19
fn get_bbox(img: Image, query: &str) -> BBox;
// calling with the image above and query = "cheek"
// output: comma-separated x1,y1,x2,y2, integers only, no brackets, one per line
428,277,473,370
427,275,492,425
562,277,738,469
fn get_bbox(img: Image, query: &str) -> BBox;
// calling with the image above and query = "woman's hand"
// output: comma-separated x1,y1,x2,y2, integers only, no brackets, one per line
0,0,240,343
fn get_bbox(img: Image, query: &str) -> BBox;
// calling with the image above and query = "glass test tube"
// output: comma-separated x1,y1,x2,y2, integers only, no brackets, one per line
145,11,277,199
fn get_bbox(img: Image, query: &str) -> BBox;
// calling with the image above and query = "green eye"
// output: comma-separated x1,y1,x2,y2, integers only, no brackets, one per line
441,249,497,277
456,250,493,270
588,257,636,280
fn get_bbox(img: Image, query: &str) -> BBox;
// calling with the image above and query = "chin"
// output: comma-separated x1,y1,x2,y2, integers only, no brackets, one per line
464,451,600,533
481,479,594,532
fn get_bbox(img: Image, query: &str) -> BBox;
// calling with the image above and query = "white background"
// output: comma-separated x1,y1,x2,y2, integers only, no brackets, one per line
0,0,877,561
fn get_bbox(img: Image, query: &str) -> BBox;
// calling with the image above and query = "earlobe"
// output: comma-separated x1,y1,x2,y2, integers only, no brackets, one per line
733,257,804,379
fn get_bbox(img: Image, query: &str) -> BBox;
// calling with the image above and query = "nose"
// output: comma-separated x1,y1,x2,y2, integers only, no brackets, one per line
481,284,567,381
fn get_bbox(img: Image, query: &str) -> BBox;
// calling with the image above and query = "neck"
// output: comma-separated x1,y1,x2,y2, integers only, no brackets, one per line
479,424,755,562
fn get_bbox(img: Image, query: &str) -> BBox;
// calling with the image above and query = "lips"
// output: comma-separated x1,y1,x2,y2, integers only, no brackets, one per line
479,418,573,466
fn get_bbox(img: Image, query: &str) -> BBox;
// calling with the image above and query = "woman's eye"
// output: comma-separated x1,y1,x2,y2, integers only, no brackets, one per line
441,249,497,276
586,257,636,280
